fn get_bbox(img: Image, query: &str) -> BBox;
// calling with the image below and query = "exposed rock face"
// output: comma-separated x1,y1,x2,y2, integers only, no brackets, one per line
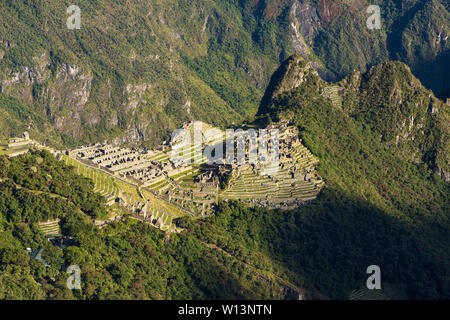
437,167,450,182
288,1,333,80
54,64,92,109
124,83,150,113
47,64,93,138
1,66,45,88
0,53,51,104
289,2,312,57
0,55,95,138
293,1,322,43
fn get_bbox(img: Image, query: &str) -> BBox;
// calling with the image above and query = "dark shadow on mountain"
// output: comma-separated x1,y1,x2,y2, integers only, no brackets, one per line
258,56,294,115
244,188,450,299
179,237,280,299
386,0,427,61
412,50,450,100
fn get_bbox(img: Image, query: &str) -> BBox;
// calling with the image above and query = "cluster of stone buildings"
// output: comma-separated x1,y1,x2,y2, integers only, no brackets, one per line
68,121,226,189
0,132,55,158
68,143,189,187
63,120,324,226
6,131,30,146
214,123,324,209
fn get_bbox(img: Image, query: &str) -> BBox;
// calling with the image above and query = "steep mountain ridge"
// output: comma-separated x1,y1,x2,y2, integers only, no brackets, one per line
339,62,449,181
260,54,449,181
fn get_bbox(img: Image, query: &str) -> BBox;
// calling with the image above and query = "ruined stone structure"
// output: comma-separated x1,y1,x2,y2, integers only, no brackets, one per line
63,121,324,231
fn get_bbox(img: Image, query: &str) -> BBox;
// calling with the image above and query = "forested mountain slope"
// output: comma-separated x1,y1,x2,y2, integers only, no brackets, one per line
0,0,448,148
0,0,272,147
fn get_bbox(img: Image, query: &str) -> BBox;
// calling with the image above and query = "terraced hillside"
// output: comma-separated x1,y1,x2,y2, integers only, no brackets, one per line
63,155,119,204
64,119,326,217
37,219,61,237
41,117,325,231
221,143,323,207
62,152,189,232
322,86,343,109
145,126,325,213
145,124,224,216
0,138,35,157
147,151,170,163
146,164,216,216
139,190,187,233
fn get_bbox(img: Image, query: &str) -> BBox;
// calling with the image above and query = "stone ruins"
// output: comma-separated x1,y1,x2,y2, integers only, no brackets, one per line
61,121,325,231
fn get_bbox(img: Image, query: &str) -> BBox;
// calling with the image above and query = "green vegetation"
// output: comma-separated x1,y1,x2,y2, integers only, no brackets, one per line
256,56,449,298
0,150,107,220
37,220,61,237
0,151,292,299
0,0,278,147
0,93,62,146
1,55,449,299
0,0,447,299
1,1,447,150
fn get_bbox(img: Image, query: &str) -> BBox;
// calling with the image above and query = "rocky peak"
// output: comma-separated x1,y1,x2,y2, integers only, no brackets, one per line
260,54,321,111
